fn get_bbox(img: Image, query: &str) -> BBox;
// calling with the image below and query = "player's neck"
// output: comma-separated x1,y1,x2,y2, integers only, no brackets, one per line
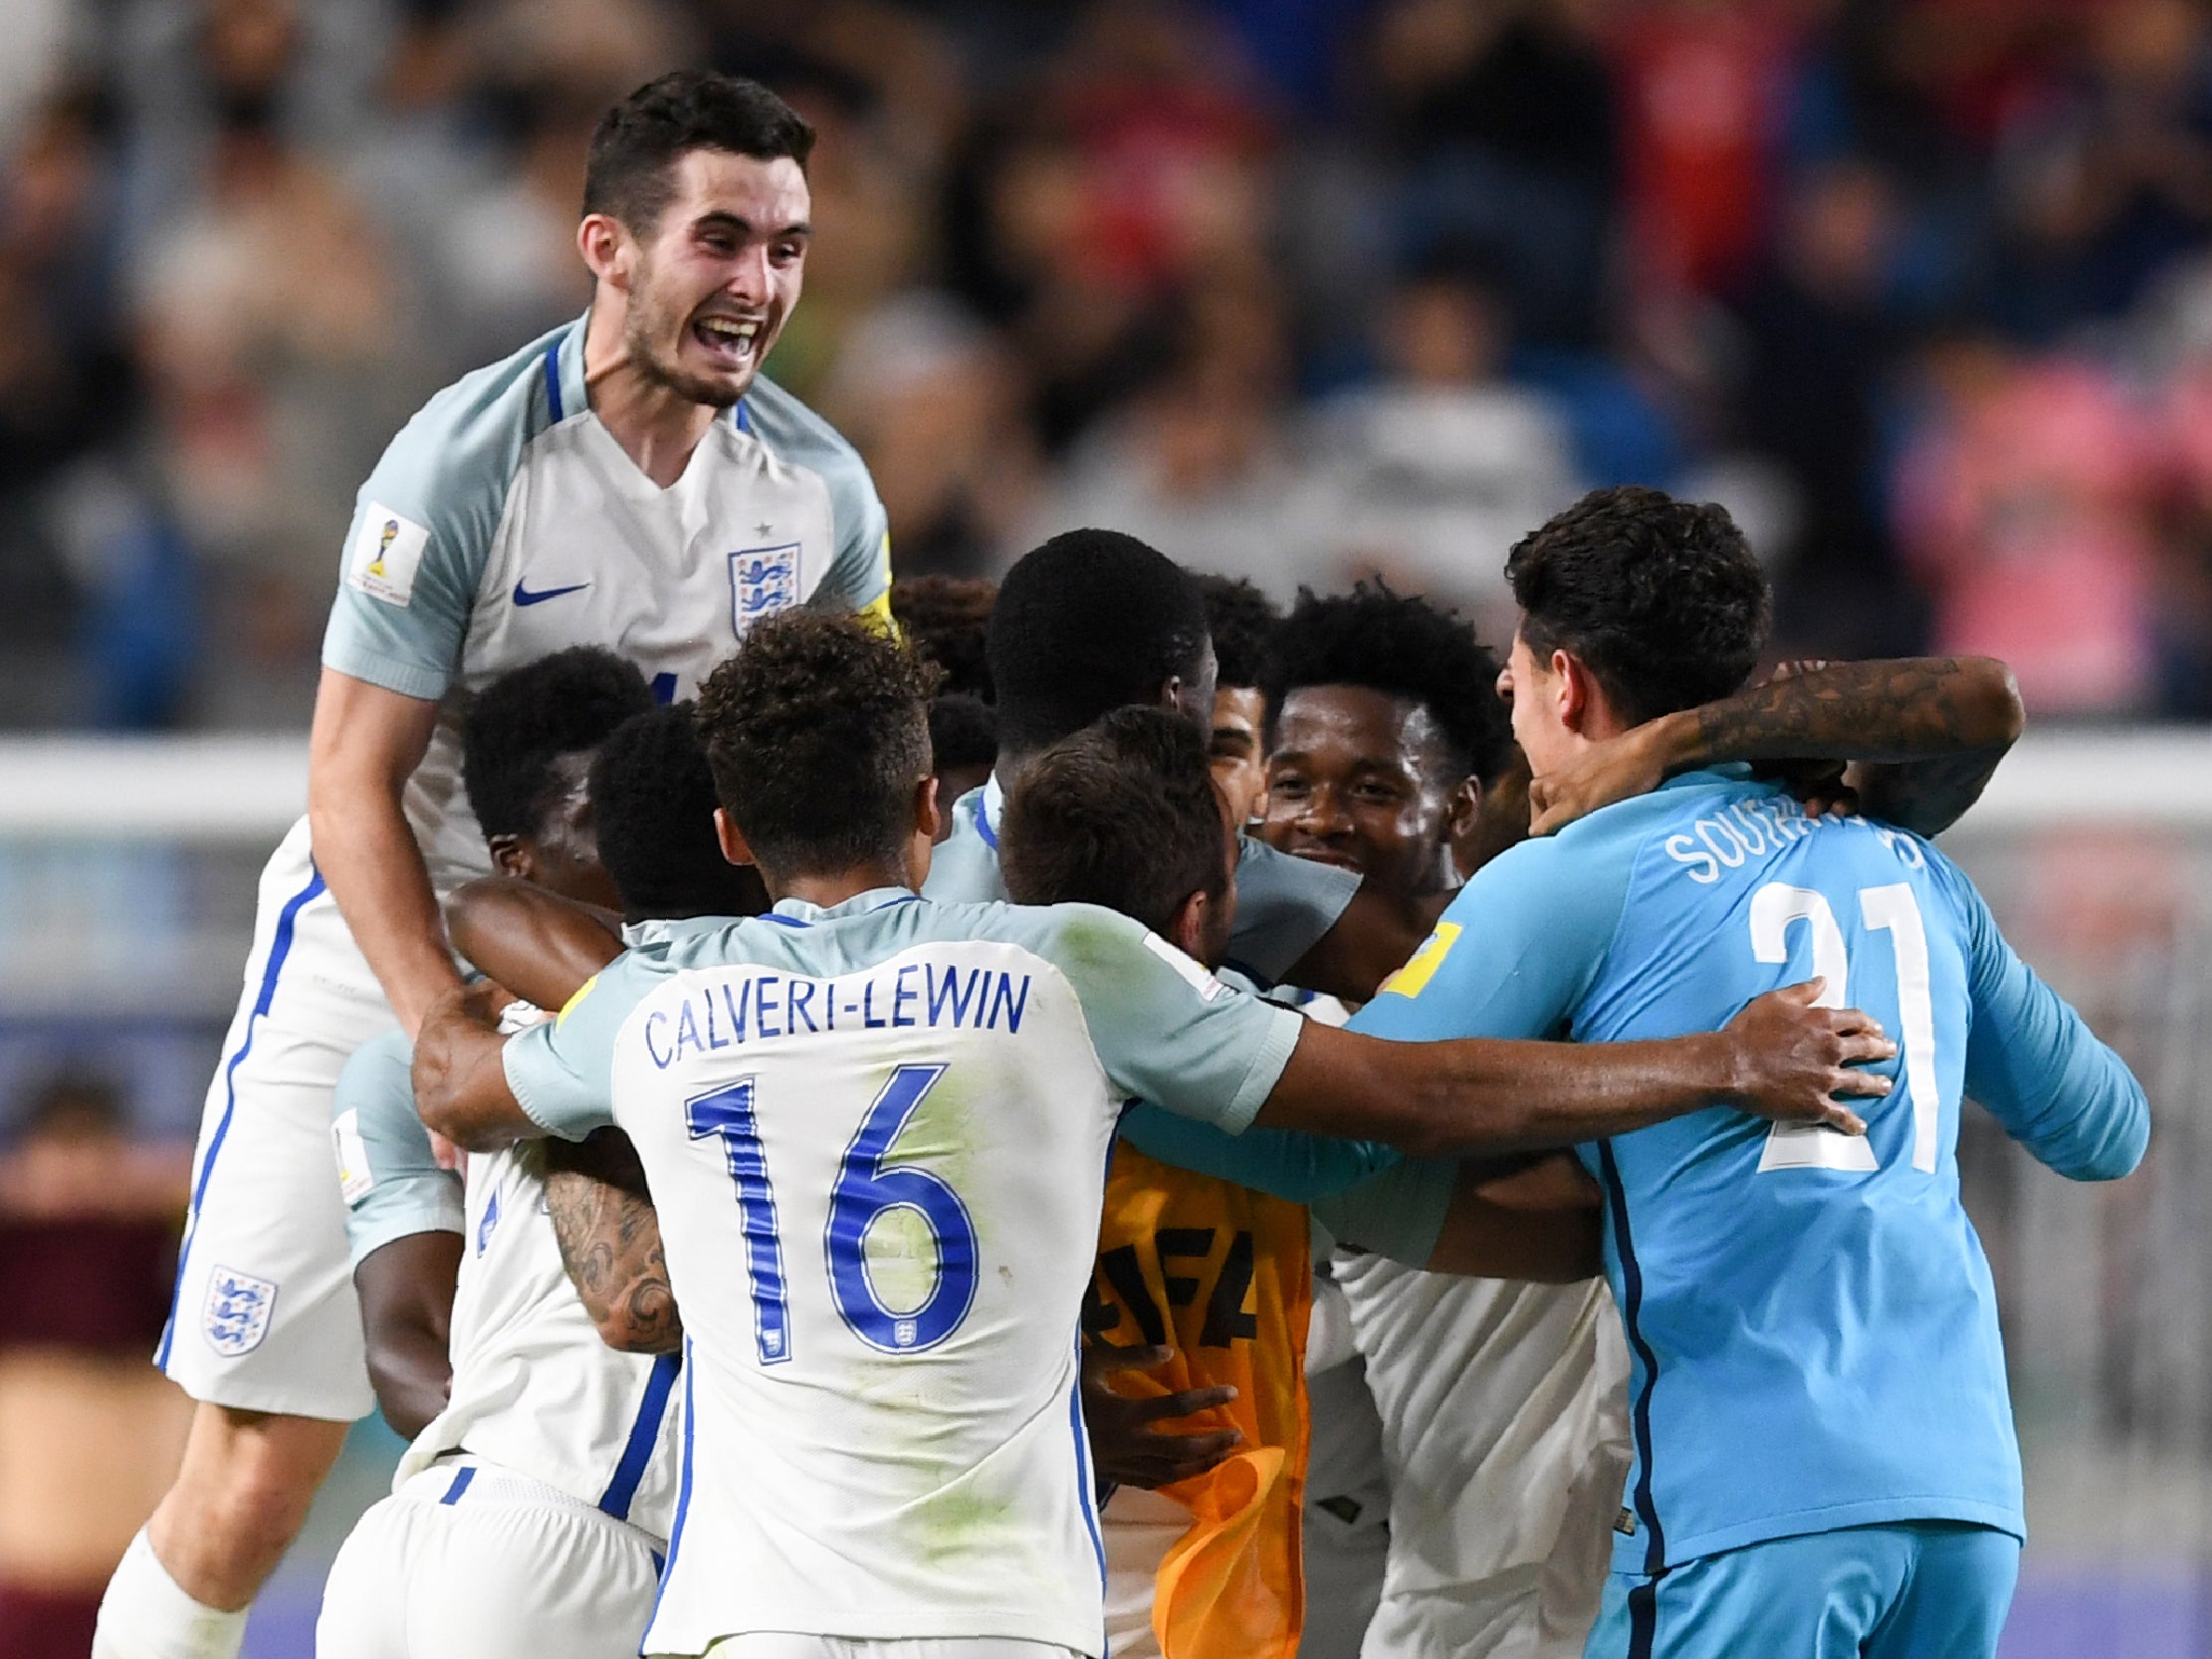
581,306,723,489
765,861,917,912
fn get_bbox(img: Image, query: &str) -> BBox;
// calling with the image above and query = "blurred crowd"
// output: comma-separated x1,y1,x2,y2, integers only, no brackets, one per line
7,0,2212,727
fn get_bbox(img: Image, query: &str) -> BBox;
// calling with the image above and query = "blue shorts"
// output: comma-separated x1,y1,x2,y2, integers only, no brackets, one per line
1585,1522,2021,1659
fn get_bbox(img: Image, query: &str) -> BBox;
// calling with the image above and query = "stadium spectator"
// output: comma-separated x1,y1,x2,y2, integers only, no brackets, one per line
1,7,2211,721
0,1074,190,1659
1892,335,2162,713
1295,252,1580,629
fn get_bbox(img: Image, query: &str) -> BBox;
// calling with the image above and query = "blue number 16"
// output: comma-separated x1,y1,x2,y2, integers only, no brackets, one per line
684,1063,978,1364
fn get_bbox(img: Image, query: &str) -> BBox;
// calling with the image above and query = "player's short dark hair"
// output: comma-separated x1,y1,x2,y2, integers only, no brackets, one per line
989,530,1211,758
892,576,996,701
461,648,654,840
929,693,998,776
1505,486,1770,726
588,704,768,922
1196,574,1279,693
695,613,941,879
1263,581,1513,785
583,71,814,235
999,707,1226,938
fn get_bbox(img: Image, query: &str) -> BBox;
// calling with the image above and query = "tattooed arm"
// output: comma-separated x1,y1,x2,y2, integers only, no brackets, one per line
1530,657,2024,838
542,1128,682,1354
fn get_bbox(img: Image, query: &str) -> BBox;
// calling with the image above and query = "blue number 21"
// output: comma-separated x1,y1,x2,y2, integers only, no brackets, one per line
685,1064,978,1363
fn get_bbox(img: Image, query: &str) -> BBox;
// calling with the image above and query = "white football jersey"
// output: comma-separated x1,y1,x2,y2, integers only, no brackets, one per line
320,316,891,892
394,1139,684,1540
502,888,1304,1657
335,1011,683,1540
1335,1259,1628,1599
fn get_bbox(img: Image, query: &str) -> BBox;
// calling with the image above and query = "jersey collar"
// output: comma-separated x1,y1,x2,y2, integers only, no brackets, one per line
1658,763,1758,792
768,887,923,925
972,773,1005,850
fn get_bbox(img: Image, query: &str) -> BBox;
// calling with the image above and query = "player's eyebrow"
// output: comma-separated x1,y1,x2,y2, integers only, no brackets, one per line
693,210,812,240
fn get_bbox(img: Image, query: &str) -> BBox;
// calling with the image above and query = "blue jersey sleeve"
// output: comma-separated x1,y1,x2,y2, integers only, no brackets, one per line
1309,1154,1458,1265
1351,829,1632,1044
1929,852,2150,1181
1117,1104,1402,1202
1226,837,1360,986
332,1029,464,1267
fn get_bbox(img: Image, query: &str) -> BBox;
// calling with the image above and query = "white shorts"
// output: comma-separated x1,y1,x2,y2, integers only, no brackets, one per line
703,1640,1083,1659
1338,1261,1630,1659
1099,1486,1183,1659
1301,1348,1389,1659
318,1458,663,1659
158,819,395,1419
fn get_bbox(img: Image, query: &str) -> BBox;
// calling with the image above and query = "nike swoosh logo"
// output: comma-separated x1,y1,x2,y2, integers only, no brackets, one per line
513,579,590,606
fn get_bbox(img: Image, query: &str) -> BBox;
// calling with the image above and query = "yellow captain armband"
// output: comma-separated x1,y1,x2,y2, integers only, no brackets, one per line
556,973,600,1026
858,586,900,639
1378,922,1462,1000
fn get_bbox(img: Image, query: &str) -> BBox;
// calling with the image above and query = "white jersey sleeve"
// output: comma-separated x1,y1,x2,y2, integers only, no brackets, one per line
322,322,564,701
503,952,672,1140
332,1029,463,1268
1007,902,1303,1133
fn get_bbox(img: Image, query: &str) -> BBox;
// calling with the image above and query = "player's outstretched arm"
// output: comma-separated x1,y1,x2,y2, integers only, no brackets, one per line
446,876,623,1013
1943,860,2150,1182
354,1235,464,1438
542,1129,682,1355
414,982,540,1150
1253,979,1892,1157
310,669,470,1040
1530,656,2025,837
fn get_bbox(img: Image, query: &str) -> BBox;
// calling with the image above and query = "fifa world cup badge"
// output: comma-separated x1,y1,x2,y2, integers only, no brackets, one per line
347,502,429,606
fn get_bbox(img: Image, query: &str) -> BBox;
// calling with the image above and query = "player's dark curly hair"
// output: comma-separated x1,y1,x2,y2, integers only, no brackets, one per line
988,530,1210,760
695,613,941,878
460,648,654,840
589,704,768,924
1195,574,1279,693
929,692,998,776
584,71,814,235
999,708,1227,939
1262,582,1512,785
1505,486,1769,726
892,575,996,701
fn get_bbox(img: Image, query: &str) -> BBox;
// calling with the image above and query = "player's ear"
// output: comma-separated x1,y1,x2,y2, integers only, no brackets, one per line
1167,888,1211,961
715,808,758,867
1445,774,1483,845
1555,649,1594,733
914,774,943,842
488,833,534,882
576,214,633,292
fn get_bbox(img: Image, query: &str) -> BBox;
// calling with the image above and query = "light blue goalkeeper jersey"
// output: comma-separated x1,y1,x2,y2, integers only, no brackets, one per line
1353,769,2148,1572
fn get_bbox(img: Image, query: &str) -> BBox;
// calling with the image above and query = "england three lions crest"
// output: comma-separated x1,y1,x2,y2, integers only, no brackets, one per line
203,1265,278,1357
730,543,801,635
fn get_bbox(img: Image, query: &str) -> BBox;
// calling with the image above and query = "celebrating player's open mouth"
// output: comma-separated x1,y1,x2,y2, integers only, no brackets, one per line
692,309,768,371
